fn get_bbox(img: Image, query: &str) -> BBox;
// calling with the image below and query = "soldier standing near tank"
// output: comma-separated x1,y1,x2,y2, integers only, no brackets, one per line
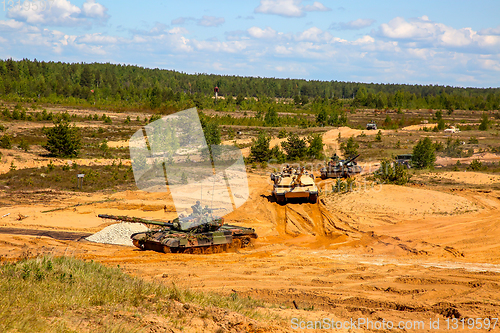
203,205,212,216
191,200,203,216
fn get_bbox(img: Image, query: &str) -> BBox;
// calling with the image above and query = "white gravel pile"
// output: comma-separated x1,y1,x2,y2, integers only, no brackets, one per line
86,222,149,246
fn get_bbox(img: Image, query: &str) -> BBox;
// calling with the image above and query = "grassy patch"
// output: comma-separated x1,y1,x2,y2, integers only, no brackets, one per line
0,163,136,193
0,256,270,332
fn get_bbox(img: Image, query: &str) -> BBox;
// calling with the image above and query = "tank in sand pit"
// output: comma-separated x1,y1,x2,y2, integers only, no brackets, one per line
98,211,257,254
320,154,363,179
270,166,318,204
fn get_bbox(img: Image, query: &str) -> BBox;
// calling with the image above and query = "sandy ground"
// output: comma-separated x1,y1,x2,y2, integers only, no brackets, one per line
2,115,500,331
2,169,500,332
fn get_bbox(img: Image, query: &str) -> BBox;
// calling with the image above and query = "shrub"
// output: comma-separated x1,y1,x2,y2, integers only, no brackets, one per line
479,113,489,131
375,130,382,142
18,139,30,152
263,107,279,126
374,159,411,185
281,133,307,161
340,136,359,158
42,120,82,157
437,119,445,130
412,137,436,169
0,134,12,149
307,133,324,159
277,129,287,139
468,159,486,171
468,136,479,144
444,138,464,157
250,131,272,162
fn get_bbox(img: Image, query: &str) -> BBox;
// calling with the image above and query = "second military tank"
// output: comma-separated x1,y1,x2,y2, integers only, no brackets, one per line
320,154,363,179
271,166,318,204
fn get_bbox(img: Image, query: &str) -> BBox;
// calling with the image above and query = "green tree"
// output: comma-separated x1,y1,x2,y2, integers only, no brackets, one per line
412,137,436,169
355,85,367,105
437,119,446,130
42,120,82,157
250,131,272,162
149,86,162,110
200,115,221,146
316,108,328,126
307,133,324,159
0,134,12,149
264,106,279,126
79,66,94,88
375,130,382,142
435,110,443,120
340,136,359,158
281,133,307,161
479,113,489,131
235,94,245,106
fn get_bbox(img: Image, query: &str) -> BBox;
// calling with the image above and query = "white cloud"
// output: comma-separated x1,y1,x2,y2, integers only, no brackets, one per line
197,16,225,27
336,18,375,30
7,0,109,26
248,26,277,39
479,25,500,36
171,16,224,27
254,0,330,17
378,16,500,52
2,11,500,87
82,0,108,18
303,1,330,12
0,19,24,31
168,27,189,35
77,33,118,44
172,17,193,25
295,27,332,42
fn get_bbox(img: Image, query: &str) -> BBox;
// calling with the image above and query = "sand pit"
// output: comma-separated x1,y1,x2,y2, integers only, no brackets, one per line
86,222,148,246
323,184,477,218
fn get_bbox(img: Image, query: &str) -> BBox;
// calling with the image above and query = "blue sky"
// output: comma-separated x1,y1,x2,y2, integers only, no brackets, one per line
1,0,499,87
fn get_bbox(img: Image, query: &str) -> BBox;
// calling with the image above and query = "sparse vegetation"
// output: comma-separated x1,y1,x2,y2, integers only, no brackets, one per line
0,256,268,332
374,159,412,185
0,134,12,149
340,136,359,158
468,159,486,171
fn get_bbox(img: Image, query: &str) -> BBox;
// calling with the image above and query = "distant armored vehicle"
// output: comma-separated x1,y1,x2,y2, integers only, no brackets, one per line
395,154,413,169
271,166,318,204
366,121,377,130
98,212,257,254
320,154,363,179
444,126,460,133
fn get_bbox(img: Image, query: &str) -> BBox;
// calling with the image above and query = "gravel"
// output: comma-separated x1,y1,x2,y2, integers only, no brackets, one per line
86,222,149,246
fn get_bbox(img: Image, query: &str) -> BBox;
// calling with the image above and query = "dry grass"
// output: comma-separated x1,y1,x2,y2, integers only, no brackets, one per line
0,256,272,332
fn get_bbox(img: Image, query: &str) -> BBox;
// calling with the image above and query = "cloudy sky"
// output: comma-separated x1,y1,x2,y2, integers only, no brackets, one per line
1,0,499,87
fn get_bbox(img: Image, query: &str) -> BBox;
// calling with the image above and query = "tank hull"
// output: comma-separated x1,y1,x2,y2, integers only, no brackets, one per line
131,224,257,254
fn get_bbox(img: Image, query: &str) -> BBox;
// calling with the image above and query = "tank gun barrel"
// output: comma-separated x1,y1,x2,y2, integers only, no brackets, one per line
98,214,173,227
345,154,360,165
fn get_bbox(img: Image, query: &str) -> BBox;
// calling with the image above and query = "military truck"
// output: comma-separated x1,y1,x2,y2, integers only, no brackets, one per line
98,212,257,254
395,154,413,169
271,166,318,204
366,121,377,130
320,154,363,179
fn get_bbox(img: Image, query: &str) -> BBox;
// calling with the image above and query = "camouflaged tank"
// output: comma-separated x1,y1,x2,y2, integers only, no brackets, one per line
271,167,318,204
98,213,257,254
320,154,363,179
